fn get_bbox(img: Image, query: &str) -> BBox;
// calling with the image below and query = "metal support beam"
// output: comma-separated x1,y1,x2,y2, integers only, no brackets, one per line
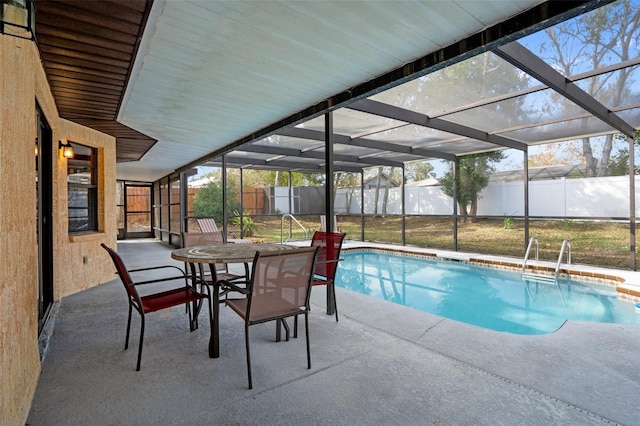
524,150,530,247
325,112,335,315
453,158,458,251
179,171,188,236
288,171,293,237
496,42,635,138
629,135,636,270
348,136,456,161
360,170,365,242
281,124,450,160
224,154,364,173
239,169,244,238
241,141,403,168
401,165,406,246
222,155,228,243
349,99,528,152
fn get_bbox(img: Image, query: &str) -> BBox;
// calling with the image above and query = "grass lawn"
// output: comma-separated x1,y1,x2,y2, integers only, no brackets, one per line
248,215,635,270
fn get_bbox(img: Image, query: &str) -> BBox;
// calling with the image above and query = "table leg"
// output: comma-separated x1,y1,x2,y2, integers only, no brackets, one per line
209,264,220,358
188,262,200,331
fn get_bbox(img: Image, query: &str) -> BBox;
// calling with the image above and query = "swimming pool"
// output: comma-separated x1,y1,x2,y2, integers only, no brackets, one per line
334,250,640,335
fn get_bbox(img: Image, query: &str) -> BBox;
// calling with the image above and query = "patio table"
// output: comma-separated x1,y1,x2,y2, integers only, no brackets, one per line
171,242,297,358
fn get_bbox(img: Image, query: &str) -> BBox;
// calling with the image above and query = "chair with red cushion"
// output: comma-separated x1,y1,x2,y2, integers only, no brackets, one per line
101,243,211,371
310,231,346,322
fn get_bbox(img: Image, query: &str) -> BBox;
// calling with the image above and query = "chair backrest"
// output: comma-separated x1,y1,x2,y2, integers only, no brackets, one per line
196,218,220,233
101,243,143,307
182,231,224,248
246,246,320,323
311,231,346,281
182,231,227,274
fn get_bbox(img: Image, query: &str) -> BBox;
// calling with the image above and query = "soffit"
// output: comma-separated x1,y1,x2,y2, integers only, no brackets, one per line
34,0,156,162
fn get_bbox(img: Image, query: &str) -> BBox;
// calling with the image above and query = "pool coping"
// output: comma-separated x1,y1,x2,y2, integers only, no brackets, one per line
338,240,640,302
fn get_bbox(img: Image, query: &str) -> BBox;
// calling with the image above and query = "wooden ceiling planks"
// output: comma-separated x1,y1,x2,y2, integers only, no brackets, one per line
34,0,156,163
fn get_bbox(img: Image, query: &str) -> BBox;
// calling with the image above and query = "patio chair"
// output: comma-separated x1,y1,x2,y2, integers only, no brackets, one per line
101,243,211,371
286,231,346,338
221,246,320,389
311,231,346,323
196,217,220,233
182,231,247,286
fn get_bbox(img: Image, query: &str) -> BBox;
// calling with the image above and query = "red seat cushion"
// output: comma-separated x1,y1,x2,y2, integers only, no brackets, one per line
312,278,329,286
140,287,205,313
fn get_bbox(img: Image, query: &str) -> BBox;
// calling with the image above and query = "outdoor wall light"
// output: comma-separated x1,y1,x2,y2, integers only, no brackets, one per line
59,140,74,159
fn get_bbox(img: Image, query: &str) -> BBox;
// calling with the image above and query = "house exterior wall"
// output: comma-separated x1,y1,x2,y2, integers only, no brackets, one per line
1,35,118,425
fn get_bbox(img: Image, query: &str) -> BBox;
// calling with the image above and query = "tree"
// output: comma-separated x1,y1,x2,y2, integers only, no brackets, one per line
528,142,583,167
364,166,402,215
610,131,640,176
538,0,640,176
192,179,239,222
405,160,434,183
440,151,505,222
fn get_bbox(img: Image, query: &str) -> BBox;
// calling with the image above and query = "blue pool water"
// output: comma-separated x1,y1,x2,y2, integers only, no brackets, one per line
334,250,640,335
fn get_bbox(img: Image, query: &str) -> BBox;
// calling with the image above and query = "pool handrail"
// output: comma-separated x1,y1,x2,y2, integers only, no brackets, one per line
555,238,571,278
280,214,309,243
522,236,539,272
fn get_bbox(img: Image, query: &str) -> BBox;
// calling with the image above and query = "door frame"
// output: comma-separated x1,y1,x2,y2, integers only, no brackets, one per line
124,182,154,239
36,105,54,334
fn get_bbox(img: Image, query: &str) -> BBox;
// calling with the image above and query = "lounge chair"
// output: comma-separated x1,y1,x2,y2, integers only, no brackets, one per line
196,217,251,244
196,218,220,233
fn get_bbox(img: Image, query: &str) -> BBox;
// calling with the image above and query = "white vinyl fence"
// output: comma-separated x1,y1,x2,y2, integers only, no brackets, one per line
332,175,640,218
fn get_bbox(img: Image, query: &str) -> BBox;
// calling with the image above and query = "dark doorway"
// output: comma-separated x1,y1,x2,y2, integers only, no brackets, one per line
36,105,54,334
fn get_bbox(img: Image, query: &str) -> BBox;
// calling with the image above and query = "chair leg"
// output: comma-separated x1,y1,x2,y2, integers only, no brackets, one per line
125,303,133,350
190,298,204,331
281,319,291,341
304,312,311,369
136,315,145,371
293,315,298,339
245,323,252,389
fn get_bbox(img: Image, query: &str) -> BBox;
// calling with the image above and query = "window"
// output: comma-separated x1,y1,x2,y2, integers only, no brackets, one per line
67,142,98,233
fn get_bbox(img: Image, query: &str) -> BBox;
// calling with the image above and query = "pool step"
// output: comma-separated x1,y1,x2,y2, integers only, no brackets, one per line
521,272,557,284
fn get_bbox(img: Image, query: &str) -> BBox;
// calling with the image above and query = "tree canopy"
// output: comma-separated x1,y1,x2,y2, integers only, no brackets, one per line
192,179,239,222
533,0,640,176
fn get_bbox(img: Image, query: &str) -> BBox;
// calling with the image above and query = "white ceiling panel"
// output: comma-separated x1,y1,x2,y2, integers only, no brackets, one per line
118,0,546,181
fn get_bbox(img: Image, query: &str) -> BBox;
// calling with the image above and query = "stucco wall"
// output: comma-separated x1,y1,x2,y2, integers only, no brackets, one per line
1,35,118,425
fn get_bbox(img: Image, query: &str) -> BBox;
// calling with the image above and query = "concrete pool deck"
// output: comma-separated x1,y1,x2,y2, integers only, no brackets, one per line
27,239,640,425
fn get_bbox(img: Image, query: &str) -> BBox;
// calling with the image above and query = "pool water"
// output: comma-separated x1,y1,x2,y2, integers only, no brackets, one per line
334,250,640,335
